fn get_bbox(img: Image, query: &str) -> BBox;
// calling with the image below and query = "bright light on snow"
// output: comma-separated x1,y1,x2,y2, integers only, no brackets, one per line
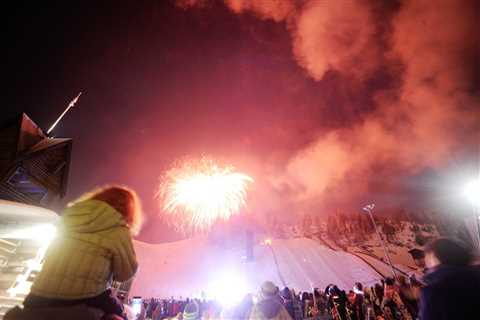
206,271,247,307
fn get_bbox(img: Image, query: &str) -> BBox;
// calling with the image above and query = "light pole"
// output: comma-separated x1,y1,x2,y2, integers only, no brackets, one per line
362,204,397,279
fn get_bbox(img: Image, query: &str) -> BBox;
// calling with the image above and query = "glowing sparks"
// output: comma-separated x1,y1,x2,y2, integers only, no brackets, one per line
158,158,253,233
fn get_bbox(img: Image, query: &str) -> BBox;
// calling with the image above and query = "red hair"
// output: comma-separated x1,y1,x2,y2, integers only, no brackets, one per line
74,185,143,235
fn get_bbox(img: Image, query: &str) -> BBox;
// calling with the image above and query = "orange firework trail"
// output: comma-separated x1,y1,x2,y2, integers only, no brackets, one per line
158,158,253,233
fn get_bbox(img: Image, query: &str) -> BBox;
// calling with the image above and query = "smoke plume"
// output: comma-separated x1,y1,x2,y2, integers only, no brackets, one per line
292,0,380,80
177,0,480,213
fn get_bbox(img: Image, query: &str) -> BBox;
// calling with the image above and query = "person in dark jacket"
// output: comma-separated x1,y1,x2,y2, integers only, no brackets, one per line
381,278,412,320
351,283,365,320
280,288,295,320
420,237,480,320
326,285,348,320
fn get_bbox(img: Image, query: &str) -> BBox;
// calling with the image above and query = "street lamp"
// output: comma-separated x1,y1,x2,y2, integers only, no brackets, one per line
362,203,397,278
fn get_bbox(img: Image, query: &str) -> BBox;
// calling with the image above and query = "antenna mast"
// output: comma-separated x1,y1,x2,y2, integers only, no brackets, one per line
47,92,82,135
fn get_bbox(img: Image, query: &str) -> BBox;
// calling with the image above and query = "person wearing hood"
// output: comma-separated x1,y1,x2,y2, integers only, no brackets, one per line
249,281,293,320
22,185,142,319
420,237,480,320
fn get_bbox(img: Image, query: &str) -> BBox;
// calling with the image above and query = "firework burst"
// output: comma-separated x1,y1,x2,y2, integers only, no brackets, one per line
158,157,253,233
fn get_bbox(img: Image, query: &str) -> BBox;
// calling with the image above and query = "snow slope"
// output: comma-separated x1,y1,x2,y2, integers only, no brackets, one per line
130,237,383,299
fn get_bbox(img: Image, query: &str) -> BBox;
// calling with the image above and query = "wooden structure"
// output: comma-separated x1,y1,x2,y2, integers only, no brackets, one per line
0,114,72,206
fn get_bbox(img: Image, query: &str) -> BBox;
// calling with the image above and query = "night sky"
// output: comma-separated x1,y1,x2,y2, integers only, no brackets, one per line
4,1,479,242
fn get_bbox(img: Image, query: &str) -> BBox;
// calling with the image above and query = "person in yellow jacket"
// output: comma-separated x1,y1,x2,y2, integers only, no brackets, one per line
23,185,143,319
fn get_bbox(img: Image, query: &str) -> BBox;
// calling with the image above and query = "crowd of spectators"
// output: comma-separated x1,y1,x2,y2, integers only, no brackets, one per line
130,274,421,320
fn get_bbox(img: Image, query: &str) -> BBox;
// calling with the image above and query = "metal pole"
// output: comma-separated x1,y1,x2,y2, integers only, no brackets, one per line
366,209,397,279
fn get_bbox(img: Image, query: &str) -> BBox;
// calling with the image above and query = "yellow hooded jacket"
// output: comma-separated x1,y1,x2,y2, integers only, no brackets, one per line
30,199,138,299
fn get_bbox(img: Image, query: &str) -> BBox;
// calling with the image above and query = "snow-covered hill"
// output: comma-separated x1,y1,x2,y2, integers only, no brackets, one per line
286,218,438,277
129,218,439,303
130,237,383,303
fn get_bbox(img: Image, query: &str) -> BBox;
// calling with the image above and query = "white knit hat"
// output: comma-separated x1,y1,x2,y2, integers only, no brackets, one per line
261,281,279,298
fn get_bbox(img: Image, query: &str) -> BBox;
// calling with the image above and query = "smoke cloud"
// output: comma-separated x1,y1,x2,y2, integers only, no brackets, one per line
176,0,296,22
292,0,380,80
177,0,480,213
225,0,296,22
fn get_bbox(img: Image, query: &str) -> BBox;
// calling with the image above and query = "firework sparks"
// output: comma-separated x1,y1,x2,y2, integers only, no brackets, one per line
158,158,253,233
